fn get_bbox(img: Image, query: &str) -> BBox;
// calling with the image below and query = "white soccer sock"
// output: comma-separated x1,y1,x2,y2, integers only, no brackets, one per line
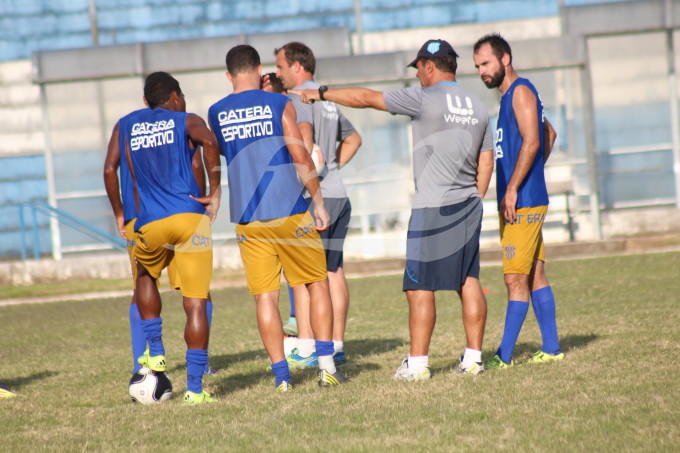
407,355,428,373
297,338,315,357
283,336,298,357
318,354,337,374
462,348,482,365
333,340,344,354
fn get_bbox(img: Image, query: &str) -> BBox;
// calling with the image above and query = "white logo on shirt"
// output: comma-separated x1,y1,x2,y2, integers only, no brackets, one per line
218,105,274,142
130,119,175,151
444,94,478,125
321,101,339,121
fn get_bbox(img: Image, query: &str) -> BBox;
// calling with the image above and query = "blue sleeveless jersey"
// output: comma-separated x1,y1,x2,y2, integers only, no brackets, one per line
208,90,307,223
120,108,204,230
495,78,549,209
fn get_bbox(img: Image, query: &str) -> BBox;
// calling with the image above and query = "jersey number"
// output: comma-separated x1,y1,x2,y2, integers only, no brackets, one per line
495,127,504,159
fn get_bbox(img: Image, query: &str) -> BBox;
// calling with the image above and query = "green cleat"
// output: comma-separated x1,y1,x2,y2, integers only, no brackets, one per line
0,384,16,399
183,390,216,405
527,350,565,364
276,381,293,393
318,369,350,387
485,354,514,370
283,316,298,337
138,349,167,373
286,348,318,369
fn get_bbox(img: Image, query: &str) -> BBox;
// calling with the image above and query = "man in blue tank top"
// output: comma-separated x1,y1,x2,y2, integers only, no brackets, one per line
293,39,495,379
208,44,349,390
104,96,217,380
106,72,222,404
473,33,563,369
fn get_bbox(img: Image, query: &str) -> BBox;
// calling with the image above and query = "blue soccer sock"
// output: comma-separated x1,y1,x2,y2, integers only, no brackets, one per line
532,286,561,355
204,300,214,375
206,300,213,327
287,285,296,317
271,359,291,387
316,340,336,374
140,317,165,357
186,349,208,394
497,300,529,364
129,304,146,374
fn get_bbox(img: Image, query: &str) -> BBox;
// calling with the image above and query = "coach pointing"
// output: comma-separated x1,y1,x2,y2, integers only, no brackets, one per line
293,39,494,379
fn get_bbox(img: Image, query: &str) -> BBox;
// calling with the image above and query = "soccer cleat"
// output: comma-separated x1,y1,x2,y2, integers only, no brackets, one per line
283,316,298,337
455,361,485,376
318,369,350,387
183,390,216,405
138,349,167,373
0,384,16,399
333,351,347,365
286,348,318,369
392,358,431,381
204,364,218,376
276,381,293,393
485,354,514,370
527,350,565,364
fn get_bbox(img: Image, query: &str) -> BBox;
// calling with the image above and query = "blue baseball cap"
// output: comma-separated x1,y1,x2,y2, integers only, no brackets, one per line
407,39,459,68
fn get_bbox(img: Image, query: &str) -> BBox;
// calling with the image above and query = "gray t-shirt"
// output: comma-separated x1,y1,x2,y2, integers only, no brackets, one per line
383,82,493,209
292,80,356,199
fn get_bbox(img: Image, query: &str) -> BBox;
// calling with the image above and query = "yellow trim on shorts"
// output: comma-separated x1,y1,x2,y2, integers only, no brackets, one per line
499,205,547,275
236,212,327,295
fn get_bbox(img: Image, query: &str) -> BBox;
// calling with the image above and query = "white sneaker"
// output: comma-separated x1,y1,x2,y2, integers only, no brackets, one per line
455,356,485,375
392,358,431,381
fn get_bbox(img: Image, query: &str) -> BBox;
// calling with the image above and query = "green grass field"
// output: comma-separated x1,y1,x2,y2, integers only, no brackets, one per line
2,251,679,452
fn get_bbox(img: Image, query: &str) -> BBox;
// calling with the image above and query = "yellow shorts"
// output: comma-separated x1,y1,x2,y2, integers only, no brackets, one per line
135,213,212,299
236,212,327,295
125,219,181,291
499,205,547,275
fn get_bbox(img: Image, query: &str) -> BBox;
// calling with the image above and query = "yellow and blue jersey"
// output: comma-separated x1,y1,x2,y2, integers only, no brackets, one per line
120,108,204,230
208,90,307,224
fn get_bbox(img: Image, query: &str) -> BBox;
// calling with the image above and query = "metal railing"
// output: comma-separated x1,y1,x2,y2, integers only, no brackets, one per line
18,201,125,261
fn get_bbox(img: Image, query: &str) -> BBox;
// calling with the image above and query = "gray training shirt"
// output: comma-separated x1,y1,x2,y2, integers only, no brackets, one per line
291,80,356,199
383,81,493,209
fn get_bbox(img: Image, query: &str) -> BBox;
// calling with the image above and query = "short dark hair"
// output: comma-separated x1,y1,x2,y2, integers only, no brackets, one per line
274,42,316,75
420,56,457,75
144,72,181,109
226,44,261,76
473,33,512,65
263,72,286,94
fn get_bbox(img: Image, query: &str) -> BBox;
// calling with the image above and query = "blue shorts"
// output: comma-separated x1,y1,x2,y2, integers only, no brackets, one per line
308,197,351,272
402,197,482,292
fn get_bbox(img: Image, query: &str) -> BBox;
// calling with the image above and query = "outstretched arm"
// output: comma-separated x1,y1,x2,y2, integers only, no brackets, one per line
103,122,126,239
282,101,330,231
186,114,222,223
291,87,387,111
501,85,541,223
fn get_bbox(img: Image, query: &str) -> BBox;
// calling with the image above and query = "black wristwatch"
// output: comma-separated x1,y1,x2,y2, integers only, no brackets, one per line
318,85,329,101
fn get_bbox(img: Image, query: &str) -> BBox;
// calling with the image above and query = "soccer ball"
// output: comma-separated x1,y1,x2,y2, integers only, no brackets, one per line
128,367,173,405
311,144,324,173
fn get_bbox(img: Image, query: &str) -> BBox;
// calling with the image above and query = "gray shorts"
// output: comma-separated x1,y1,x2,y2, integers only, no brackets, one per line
402,196,482,292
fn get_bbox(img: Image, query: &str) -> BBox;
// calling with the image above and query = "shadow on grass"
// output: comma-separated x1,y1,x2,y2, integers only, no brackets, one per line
2,370,58,390
193,337,404,394
510,333,600,358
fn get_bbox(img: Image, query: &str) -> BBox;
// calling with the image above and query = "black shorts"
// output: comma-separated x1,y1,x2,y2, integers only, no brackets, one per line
308,197,351,272
402,196,482,292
